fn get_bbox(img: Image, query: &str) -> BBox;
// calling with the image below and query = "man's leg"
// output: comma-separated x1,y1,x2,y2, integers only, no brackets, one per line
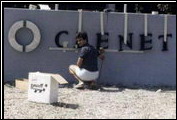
69,65,84,88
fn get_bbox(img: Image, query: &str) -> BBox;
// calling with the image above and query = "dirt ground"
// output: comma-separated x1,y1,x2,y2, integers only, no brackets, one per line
4,84,176,119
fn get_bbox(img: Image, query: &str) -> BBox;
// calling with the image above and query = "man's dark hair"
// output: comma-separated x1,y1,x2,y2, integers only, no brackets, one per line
76,32,88,42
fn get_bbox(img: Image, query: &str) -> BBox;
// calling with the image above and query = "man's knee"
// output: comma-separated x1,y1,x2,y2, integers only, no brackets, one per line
69,65,77,74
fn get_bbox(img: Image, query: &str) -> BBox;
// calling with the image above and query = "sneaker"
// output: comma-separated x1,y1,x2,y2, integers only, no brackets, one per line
74,83,84,89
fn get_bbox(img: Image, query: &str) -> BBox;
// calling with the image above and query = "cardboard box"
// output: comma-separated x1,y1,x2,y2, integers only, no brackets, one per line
28,72,68,104
15,78,28,91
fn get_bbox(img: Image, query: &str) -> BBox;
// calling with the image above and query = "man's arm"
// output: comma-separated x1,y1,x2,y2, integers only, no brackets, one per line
77,57,83,67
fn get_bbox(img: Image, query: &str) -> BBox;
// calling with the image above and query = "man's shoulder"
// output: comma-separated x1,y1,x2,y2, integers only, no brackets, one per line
81,46,89,51
81,44,91,50
80,46,89,54
81,44,97,52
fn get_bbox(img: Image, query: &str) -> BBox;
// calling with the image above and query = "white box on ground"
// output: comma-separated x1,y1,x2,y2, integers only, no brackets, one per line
28,72,68,104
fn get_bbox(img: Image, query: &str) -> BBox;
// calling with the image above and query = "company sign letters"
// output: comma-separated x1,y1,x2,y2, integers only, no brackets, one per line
8,20,173,52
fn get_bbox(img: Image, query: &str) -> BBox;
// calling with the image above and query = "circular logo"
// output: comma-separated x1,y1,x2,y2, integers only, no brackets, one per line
8,20,41,52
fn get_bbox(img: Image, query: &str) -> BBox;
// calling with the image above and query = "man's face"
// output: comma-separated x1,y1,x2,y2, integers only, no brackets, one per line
77,38,86,47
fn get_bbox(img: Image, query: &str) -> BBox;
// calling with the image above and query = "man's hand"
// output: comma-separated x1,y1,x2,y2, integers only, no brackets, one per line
98,47,105,60
99,54,105,60
99,47,105,54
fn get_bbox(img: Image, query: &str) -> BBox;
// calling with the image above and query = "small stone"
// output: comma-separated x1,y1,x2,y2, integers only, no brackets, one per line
156,89,162,93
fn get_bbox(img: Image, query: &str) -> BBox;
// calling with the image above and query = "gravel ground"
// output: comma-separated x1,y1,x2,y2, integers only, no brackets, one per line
4,84,176,119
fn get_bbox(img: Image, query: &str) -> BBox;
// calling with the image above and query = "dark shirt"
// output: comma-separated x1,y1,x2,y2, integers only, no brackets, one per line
79,43,99,72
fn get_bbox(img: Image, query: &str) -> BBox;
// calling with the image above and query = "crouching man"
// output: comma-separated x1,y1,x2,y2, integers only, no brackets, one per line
69,32,104,89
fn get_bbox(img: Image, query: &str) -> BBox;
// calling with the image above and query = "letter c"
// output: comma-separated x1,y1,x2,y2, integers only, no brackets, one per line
55,31,69,47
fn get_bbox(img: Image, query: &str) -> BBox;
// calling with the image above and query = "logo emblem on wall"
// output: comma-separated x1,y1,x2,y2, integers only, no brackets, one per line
8,20,41,52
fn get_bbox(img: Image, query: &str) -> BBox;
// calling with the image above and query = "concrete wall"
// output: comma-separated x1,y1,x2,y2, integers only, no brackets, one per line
4,8,176,87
